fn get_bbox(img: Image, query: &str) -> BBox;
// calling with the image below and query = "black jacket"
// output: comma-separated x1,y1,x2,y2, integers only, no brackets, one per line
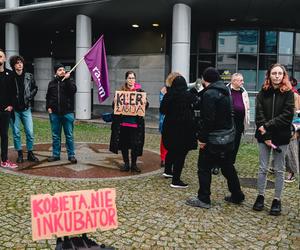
198,80,233,143
160,76,197,152
255,86,294,145
46,76,77,115
14,72,38,110
0,68,16,112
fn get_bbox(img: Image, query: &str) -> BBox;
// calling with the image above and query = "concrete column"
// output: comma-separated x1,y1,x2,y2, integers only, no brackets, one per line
5,0,19,68
171,3,191,82
75,14,92,119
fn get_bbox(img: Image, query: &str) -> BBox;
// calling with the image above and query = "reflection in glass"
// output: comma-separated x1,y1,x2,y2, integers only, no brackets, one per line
238,30,258,53
295,33,300,55
258,55,277,90
278,55,293,75
260,31,277,53
238,55,257,91
217,54,236,72
294,56,300,87
198,32,215,53
279,32,293,54
198,55,216,77
218,31,237,53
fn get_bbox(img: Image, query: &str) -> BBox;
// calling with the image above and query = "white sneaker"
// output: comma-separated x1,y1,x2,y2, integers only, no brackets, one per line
284,173,296,183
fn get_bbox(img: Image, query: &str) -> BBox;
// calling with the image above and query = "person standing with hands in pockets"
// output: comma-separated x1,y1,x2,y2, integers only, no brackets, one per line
253,63,294,216
46,63,77,164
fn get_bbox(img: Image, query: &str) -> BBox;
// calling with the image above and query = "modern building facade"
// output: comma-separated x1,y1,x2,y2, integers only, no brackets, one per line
1,0,300,121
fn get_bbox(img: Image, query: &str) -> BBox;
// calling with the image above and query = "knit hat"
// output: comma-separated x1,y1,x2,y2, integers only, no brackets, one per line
202,67,221,83
53,63,64,73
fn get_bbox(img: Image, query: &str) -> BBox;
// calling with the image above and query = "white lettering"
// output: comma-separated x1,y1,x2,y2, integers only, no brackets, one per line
92,66,106,98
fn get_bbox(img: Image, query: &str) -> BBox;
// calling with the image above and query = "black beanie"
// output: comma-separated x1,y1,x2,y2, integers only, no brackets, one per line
202,67,221,83
53,63,64,73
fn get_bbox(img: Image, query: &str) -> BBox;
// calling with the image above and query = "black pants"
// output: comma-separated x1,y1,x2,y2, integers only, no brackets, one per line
121,148,137,165
0,111,11,162
197,148,243,204
165,149,188,183
232,130,243,164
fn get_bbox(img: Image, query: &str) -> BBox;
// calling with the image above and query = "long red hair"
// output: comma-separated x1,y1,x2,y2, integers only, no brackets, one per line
262,63,291,92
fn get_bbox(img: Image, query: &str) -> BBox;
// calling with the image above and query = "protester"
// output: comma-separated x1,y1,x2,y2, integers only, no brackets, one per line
160,72,197,188
46,63,77,164
253,63,294,216
9,55,39,163
227,73,250,164
284,76,300,183
159,85,168,168
0,49,17,168
186,67,245,208
109,71,148,173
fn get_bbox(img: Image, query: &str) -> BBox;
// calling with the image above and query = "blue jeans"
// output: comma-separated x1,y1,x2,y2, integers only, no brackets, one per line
10,108,34,151
49,113,75,158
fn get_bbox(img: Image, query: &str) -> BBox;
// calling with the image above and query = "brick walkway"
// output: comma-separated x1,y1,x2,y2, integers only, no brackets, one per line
0,116,299,249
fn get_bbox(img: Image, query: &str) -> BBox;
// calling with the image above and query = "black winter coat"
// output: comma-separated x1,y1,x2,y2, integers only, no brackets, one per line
0,68,16,112
109,88,148,156
160,76,197,152
255,86,294,145
198,81,233,143
46,76,77,115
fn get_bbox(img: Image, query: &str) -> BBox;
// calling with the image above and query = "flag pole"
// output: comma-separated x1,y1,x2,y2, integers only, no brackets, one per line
62,56,85,81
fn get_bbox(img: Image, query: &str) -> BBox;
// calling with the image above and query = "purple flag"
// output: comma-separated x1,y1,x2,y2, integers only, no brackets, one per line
84,35,110,103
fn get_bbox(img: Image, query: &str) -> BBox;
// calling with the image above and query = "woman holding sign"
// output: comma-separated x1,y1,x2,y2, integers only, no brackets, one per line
110,71,148,173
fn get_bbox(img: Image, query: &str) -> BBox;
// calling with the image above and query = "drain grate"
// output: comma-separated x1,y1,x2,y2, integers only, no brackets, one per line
240,177,274,189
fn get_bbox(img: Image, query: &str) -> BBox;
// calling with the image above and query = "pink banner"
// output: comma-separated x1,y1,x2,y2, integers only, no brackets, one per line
31,189,118,241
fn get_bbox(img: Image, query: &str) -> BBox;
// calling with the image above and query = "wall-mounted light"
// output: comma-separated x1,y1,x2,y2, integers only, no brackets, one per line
152,23,159,27
132,24,139,28
229,18,236,22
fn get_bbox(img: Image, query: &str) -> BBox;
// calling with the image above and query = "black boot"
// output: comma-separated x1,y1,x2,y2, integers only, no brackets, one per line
120,162,130,172
16,150,24,163
131,164,141,173
131,152,141,173
27,151,39,162
270,199,281,216
253,195,265,211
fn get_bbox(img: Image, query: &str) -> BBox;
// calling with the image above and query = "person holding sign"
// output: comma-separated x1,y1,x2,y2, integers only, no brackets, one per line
109,71,148,173
46,63,77,164
160,73,197,188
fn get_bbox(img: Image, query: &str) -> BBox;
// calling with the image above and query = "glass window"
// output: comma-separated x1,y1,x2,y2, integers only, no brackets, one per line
278,55,293,75
258,55,277,89
238,55,257,91
198,32,215,53
279,32,293,54
217,54,236,83
295,33,300,55
293,56,300,86
190,55,197,82
217,31,237,53
260,31,277,54
238,30,258,53
198,54,216,77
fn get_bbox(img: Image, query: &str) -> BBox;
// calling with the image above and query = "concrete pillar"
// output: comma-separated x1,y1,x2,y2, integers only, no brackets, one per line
171,3,191,82
75,14,92,119
5,0,19,68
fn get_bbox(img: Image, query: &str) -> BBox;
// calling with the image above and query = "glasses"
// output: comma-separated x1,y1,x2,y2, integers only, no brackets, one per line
127,77,136,80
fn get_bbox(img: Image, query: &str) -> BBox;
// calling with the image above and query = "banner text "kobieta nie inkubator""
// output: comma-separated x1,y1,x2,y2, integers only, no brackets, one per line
31,189,118,241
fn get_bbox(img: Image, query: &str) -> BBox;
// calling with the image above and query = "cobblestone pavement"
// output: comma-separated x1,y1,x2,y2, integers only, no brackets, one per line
0,133,299,249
